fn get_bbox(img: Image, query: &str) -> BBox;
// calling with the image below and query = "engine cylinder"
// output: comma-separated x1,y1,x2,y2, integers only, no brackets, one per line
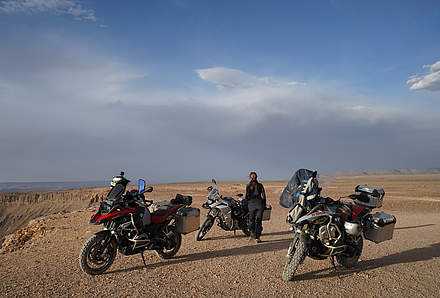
344,221,362,236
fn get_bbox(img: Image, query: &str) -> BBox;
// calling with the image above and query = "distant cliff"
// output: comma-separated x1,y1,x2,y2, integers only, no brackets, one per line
0,188,107,244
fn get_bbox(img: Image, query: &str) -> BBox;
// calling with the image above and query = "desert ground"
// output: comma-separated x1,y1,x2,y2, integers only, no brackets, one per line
1,174,440,297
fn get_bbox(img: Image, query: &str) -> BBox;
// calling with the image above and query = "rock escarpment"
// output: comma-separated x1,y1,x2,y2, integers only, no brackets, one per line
0,188,107,246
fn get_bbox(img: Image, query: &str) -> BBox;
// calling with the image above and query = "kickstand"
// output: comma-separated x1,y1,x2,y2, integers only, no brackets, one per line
233,229,236,236
330,256,342,279
141,252,147,268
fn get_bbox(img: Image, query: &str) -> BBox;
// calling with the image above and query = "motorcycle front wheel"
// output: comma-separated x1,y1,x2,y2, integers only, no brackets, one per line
282,234,306,282
79,233,117,275
195,216,215,241
156,227,182,259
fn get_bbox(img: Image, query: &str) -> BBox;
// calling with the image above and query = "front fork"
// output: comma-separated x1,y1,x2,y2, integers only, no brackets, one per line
287,229,300,257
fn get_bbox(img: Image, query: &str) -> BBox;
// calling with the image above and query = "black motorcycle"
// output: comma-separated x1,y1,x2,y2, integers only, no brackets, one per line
282,185,396,281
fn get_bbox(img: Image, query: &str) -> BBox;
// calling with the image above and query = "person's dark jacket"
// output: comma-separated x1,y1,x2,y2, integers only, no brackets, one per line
245,181,266,207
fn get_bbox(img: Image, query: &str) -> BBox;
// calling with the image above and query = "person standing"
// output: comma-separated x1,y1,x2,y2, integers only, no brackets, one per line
245,171,266,243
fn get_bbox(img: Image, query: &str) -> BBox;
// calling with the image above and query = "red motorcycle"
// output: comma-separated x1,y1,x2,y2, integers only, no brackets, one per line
79,172,200,275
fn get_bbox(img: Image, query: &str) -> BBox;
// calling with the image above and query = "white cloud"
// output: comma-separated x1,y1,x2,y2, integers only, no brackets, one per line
195,67,397,126
425,61,440,72
195,67,302,89
0,0,96,21
407,60,440,91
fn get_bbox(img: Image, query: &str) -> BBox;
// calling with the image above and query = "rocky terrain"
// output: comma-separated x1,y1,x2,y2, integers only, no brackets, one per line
1,174,440,297
0,188,108,244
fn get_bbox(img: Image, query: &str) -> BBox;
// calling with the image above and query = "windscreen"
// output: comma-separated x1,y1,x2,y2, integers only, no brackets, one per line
105,183,125,204
207,183,221,202
279,169,315,208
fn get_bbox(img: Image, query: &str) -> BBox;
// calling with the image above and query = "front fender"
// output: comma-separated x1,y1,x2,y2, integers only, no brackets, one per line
208,208,220,217
95,229,112,237
91,230,118,248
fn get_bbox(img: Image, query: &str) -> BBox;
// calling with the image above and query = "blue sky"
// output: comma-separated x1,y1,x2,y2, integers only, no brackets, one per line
0,0,439,182
3,1,439,95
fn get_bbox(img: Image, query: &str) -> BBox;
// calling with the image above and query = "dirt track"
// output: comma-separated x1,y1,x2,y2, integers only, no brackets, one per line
1,175,440,297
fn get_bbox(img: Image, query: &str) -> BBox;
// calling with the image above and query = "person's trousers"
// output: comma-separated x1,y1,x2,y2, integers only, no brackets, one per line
248,203,264,239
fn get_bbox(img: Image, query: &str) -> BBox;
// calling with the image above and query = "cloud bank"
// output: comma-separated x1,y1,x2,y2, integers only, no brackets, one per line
407,60,440,91
0,0,96,21
0,35,439,182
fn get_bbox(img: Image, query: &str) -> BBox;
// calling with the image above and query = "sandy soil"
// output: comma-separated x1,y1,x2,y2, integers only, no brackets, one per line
1,174,440,297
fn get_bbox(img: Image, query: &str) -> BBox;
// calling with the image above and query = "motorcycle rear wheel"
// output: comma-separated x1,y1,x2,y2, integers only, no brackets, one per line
156,228,182,259
241,226,251,237
195,216,214,241
282,234,306,282
79,233,117,275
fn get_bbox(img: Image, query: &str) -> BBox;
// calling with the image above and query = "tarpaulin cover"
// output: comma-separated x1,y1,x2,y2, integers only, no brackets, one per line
279,169,315,208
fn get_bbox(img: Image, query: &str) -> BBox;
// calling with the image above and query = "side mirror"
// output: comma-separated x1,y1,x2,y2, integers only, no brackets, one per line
138,179,146,193
211,178,217,185
237,193,243,198
145,186,153,193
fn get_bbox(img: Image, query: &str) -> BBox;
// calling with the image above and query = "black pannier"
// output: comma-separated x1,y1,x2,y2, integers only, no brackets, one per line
171,194,193,206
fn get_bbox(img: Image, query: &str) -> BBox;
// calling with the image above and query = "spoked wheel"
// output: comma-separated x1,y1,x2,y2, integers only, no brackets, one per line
156,227,182,259
80,233,117,275
195,216,214,241
335,236,363,268
282,234,306,282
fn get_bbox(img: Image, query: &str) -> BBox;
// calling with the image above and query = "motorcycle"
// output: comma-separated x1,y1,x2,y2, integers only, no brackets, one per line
196,179,250,241
79,172,199,275
282,184,396,282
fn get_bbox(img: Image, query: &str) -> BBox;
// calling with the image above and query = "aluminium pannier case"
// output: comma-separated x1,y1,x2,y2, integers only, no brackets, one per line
363,211,396,243
176,207,200,234
262,205,272,221
353,185,385,208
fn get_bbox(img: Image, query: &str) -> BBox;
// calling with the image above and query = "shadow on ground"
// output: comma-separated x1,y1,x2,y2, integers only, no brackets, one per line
395,224,435,230
295,242,440,281
106,237,291,275
206,230,292,240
